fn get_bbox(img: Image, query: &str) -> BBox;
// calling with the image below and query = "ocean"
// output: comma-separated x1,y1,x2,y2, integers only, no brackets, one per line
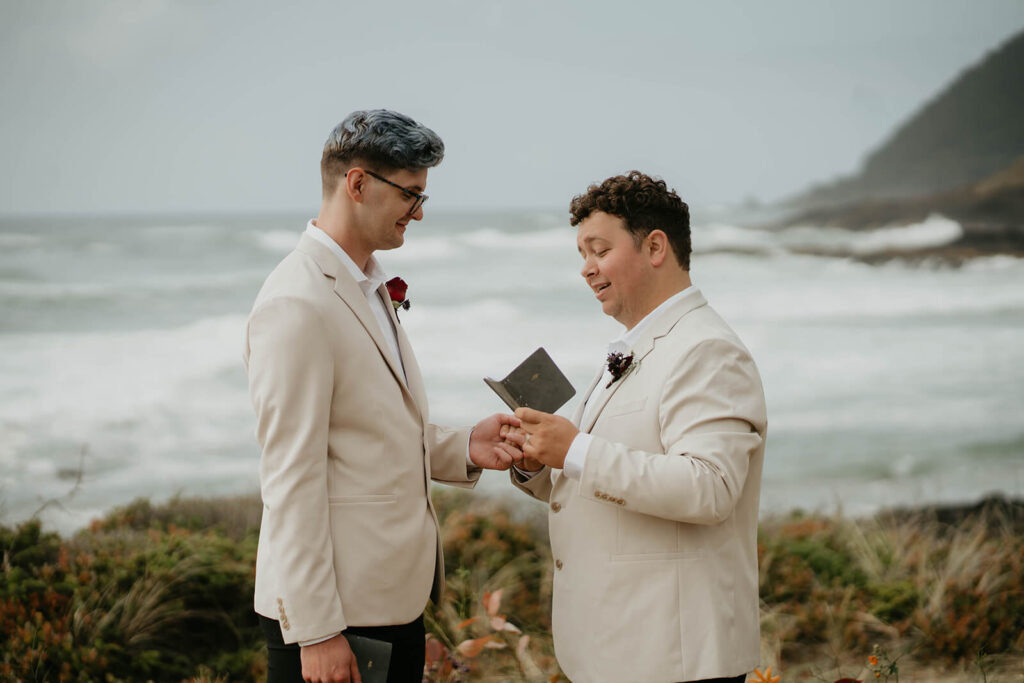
2,209,1023,534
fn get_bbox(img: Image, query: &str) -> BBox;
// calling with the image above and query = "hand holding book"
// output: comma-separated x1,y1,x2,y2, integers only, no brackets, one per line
485,348,575,471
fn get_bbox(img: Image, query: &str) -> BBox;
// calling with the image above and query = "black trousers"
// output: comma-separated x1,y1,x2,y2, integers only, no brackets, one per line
687,676,747,683
259,614,425,683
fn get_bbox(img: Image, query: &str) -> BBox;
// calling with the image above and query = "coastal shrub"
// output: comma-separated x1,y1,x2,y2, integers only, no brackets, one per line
3,492,1024,680
1,501,264,682
434,489,551,634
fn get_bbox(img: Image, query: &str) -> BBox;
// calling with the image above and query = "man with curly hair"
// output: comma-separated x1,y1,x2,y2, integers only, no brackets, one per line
510,171,767,682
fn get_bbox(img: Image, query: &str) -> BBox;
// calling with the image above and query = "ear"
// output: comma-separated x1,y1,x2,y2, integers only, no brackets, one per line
344,168,366,204
646,230,670,267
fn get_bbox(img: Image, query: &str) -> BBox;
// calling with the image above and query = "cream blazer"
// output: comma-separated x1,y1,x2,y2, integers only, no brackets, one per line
514,289,767,682
243,234,479,644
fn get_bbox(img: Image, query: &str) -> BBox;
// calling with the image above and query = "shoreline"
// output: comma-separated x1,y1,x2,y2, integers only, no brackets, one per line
12,485,1024,539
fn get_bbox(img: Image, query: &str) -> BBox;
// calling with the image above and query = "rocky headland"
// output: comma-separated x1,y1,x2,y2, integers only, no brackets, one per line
774,29,1024,264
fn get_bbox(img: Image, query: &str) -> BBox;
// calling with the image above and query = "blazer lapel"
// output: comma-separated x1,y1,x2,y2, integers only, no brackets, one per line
571,367,606,428
579,366,629,434
579,288,709,434
296,235,414,401
381,284,430,422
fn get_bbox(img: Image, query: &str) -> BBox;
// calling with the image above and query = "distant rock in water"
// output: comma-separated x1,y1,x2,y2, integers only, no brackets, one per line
792,29,1024,210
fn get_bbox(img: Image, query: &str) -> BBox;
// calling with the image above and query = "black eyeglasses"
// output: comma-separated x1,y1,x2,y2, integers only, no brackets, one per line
363,170,428,215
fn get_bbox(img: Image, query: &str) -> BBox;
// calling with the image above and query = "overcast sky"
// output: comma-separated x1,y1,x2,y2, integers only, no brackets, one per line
2,0,1024,214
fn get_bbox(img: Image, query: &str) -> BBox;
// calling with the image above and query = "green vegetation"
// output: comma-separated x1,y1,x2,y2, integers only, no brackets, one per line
2,492,1022,681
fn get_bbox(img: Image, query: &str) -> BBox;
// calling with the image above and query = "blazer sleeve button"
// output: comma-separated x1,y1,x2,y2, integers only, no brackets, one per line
555,559,564,570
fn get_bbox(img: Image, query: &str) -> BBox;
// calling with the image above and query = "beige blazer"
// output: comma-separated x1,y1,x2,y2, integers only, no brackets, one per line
514,289,767,682
243,234,479,644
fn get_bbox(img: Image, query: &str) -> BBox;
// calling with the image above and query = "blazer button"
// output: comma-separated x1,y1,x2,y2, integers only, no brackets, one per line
555,559,563,570
550,502,562,512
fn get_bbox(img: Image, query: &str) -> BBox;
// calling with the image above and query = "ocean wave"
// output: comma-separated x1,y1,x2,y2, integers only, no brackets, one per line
458,227,570,249
393,227,572,262
255,229,301,253
962,254,1024,271
780,214,963,255
692,223,778,254
0,314,249,424
0,233,42,248
0,270,267,301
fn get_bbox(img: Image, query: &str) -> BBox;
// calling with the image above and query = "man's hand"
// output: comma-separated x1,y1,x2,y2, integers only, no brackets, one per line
501,424,544,472
469,413,524,470
515,407,579,470
301,634,362,683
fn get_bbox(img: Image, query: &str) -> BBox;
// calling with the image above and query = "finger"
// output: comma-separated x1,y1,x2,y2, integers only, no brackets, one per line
514,407,545,424
503,429,526,447
499,424,510,439
497,412,522,427
490,447,512,470
496,441,522,461
350,656,362,683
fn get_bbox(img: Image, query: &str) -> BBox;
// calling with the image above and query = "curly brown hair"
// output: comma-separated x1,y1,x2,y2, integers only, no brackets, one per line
569,171,691,270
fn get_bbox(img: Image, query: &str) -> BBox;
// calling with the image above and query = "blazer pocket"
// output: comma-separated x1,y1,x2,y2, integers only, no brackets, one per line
328,494,398,505
610,550,703,562
604,397,647,418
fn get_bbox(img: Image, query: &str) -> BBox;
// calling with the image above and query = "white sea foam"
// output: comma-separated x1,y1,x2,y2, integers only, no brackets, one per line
256,229,301,253
0,232,42,248
3,212,1023,532
0,270,267,300
692,223,778,254
0,315,247,425
779,214,963,255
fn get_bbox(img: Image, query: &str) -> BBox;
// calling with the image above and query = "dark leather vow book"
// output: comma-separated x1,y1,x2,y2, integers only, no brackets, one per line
484,347,576,414
345,633,391,683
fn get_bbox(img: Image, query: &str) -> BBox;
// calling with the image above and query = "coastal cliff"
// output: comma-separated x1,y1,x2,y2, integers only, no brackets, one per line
779,29,1024,261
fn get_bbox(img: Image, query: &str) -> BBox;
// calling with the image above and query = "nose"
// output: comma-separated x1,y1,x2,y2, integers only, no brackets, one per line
409,203,424,221
580,254,596,280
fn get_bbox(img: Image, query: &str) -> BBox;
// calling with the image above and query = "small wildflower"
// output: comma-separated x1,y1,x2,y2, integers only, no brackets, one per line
749,667,781,683
868,655,879,666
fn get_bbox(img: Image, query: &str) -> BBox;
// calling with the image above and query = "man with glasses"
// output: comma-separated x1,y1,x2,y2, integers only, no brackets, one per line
244,109,523,683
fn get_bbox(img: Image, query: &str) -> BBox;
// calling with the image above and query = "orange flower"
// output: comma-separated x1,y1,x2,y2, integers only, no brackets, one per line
749,667,781,683
868,655,879,666
456,634,495,658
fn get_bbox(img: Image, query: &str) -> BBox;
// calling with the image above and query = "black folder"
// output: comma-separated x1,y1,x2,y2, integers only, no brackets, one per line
346,633,391,683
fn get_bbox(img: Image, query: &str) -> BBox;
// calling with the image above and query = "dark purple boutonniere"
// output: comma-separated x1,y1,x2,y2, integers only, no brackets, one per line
386,276,410,312
605,351,635,388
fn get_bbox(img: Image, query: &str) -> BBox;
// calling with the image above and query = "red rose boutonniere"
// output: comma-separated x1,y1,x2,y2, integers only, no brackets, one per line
386,276,410,312
605,351,635,388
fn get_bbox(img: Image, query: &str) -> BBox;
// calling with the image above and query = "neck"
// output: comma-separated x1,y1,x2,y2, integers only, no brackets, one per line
622,270,693,330
315,201,372,271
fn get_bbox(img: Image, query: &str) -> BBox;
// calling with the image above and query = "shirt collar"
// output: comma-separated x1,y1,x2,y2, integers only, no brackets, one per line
305,220,388,293
607,285,697,355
